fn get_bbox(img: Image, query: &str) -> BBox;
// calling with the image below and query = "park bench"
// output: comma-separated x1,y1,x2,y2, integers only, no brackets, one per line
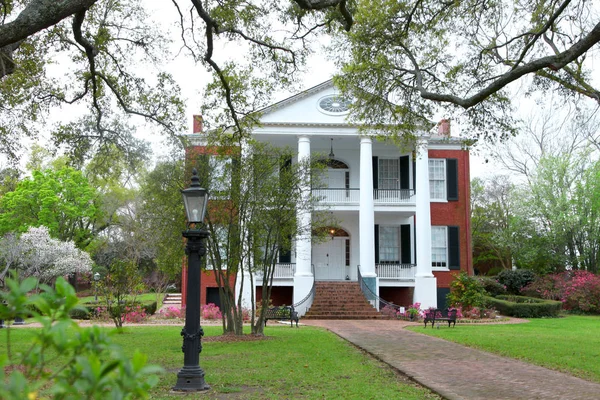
424,308,457,328
264,305,299,327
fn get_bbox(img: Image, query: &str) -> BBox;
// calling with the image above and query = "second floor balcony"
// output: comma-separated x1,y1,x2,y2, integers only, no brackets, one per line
312,188,415,205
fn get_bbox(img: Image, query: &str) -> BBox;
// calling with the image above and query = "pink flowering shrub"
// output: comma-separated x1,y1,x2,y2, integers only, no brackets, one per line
158,306,185,319
380,305,399,319
523,271,600,313
92,306,112,322
240,307,251,322
448,307,464,319
123,305,149,323
201,303,222,320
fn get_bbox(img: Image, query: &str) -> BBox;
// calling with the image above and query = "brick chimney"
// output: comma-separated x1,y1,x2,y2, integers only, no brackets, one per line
193,115,203,134
437,119,451,136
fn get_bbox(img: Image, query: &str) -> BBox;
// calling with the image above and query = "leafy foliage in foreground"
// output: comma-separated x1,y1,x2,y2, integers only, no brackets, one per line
0,276,160,399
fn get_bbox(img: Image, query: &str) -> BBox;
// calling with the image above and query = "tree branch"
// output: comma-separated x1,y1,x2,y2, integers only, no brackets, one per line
0,0,97,48
417,21,600,107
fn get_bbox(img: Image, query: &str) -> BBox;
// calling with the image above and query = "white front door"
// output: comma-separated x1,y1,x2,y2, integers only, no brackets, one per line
313,238,345,280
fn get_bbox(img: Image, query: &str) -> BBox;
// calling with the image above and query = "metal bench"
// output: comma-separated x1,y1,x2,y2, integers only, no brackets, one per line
264,305,299,327
424,308,457,328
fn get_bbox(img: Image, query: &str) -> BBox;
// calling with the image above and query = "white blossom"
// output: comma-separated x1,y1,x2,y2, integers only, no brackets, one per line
16,226,93,282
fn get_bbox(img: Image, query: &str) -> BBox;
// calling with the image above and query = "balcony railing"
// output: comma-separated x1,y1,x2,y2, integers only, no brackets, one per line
312,188,415,204
312,188,359,203
273,263,295,278
254,263,295,280
375,263,416,280
373,189,415,204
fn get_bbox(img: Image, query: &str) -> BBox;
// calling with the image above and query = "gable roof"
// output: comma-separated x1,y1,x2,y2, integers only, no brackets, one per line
258,80,334,116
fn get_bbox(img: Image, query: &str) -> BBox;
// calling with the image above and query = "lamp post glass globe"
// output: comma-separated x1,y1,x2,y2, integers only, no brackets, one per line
181,169,209,225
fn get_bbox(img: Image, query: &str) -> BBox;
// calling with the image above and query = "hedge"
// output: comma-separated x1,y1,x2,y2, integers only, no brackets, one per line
69,301,158,320
485,295,562,318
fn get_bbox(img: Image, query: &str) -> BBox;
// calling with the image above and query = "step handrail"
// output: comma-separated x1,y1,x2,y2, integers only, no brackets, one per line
292,264,316,314
357,265,403,313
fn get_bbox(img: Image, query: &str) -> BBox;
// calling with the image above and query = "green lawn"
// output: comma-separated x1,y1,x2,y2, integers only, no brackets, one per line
408,315,600,383
0,325,438,399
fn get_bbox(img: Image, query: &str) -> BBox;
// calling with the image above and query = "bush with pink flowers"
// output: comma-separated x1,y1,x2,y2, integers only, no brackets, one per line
157,306,186,320
523,271,600,313
123,305,149,323
201,303,222,320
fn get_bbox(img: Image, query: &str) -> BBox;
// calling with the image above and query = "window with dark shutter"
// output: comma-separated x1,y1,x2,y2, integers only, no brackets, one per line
400,224,411,264
400,156,409,190
372,157,378,189
448,226,460,270
374,224,380,264
446,158,459,201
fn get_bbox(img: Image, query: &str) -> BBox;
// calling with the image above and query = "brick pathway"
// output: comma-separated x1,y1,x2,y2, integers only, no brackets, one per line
303,319,600,400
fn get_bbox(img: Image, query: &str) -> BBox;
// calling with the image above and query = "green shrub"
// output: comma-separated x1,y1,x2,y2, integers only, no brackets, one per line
497,269,536,295
142,301,157,316
447,272,489,309
71,300,157,320
477,277,507,296
0,276,160,399
486,295,562,318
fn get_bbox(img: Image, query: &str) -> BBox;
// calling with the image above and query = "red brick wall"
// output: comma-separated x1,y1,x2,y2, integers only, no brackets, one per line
428,148,472,288
255,286,294,307
181,266,236,307
380,287,413,307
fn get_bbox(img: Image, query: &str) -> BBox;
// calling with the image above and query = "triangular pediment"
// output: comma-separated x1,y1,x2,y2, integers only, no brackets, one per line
259,80,352,126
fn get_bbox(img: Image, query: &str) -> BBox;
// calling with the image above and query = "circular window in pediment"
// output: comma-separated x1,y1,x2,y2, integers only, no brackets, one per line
318,95,351,115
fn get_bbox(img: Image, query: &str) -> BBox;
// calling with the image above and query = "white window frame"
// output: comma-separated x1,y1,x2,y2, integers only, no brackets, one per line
429,159,446,201
379,226,400,263
431,226,448,269
379,158,400,190
209,156,232,193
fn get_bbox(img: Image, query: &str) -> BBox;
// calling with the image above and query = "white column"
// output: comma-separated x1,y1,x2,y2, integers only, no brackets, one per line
294,135,313,313
413,137,437,309
295,135,312,277
236,138,253,309
359,137,376,277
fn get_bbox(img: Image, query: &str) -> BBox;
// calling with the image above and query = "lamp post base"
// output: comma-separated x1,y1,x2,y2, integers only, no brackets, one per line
173,366,210,392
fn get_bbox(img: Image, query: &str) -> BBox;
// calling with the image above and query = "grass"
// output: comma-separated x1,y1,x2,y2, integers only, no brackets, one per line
407,315,600,383
0,325,438,399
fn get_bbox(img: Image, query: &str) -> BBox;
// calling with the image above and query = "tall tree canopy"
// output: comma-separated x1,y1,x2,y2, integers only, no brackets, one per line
1,0,599,158
0,167,102,248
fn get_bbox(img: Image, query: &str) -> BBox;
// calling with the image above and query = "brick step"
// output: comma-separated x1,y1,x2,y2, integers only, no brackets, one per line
304,282,382,320
303,314,383,320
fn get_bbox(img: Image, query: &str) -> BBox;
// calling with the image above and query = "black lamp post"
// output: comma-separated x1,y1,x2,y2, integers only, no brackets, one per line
173,168,210,392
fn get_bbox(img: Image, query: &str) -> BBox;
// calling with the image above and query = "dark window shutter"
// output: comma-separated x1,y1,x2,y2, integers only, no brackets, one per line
400,224,411,264
448,226,460,270
279,250,291,263
446,158,458,201
412,158,416,191
413,223,417,264
374,224,380,264
278,233,292,263
400,156,409,190
437,288,450,310
372,157,378,189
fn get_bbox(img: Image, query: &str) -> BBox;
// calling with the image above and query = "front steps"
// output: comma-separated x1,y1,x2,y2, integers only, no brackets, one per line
163,293,182,306
303,281,382,319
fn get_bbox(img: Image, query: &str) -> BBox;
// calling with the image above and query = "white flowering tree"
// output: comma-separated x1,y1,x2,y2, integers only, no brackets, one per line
13,226,93,284
0,233,21,285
